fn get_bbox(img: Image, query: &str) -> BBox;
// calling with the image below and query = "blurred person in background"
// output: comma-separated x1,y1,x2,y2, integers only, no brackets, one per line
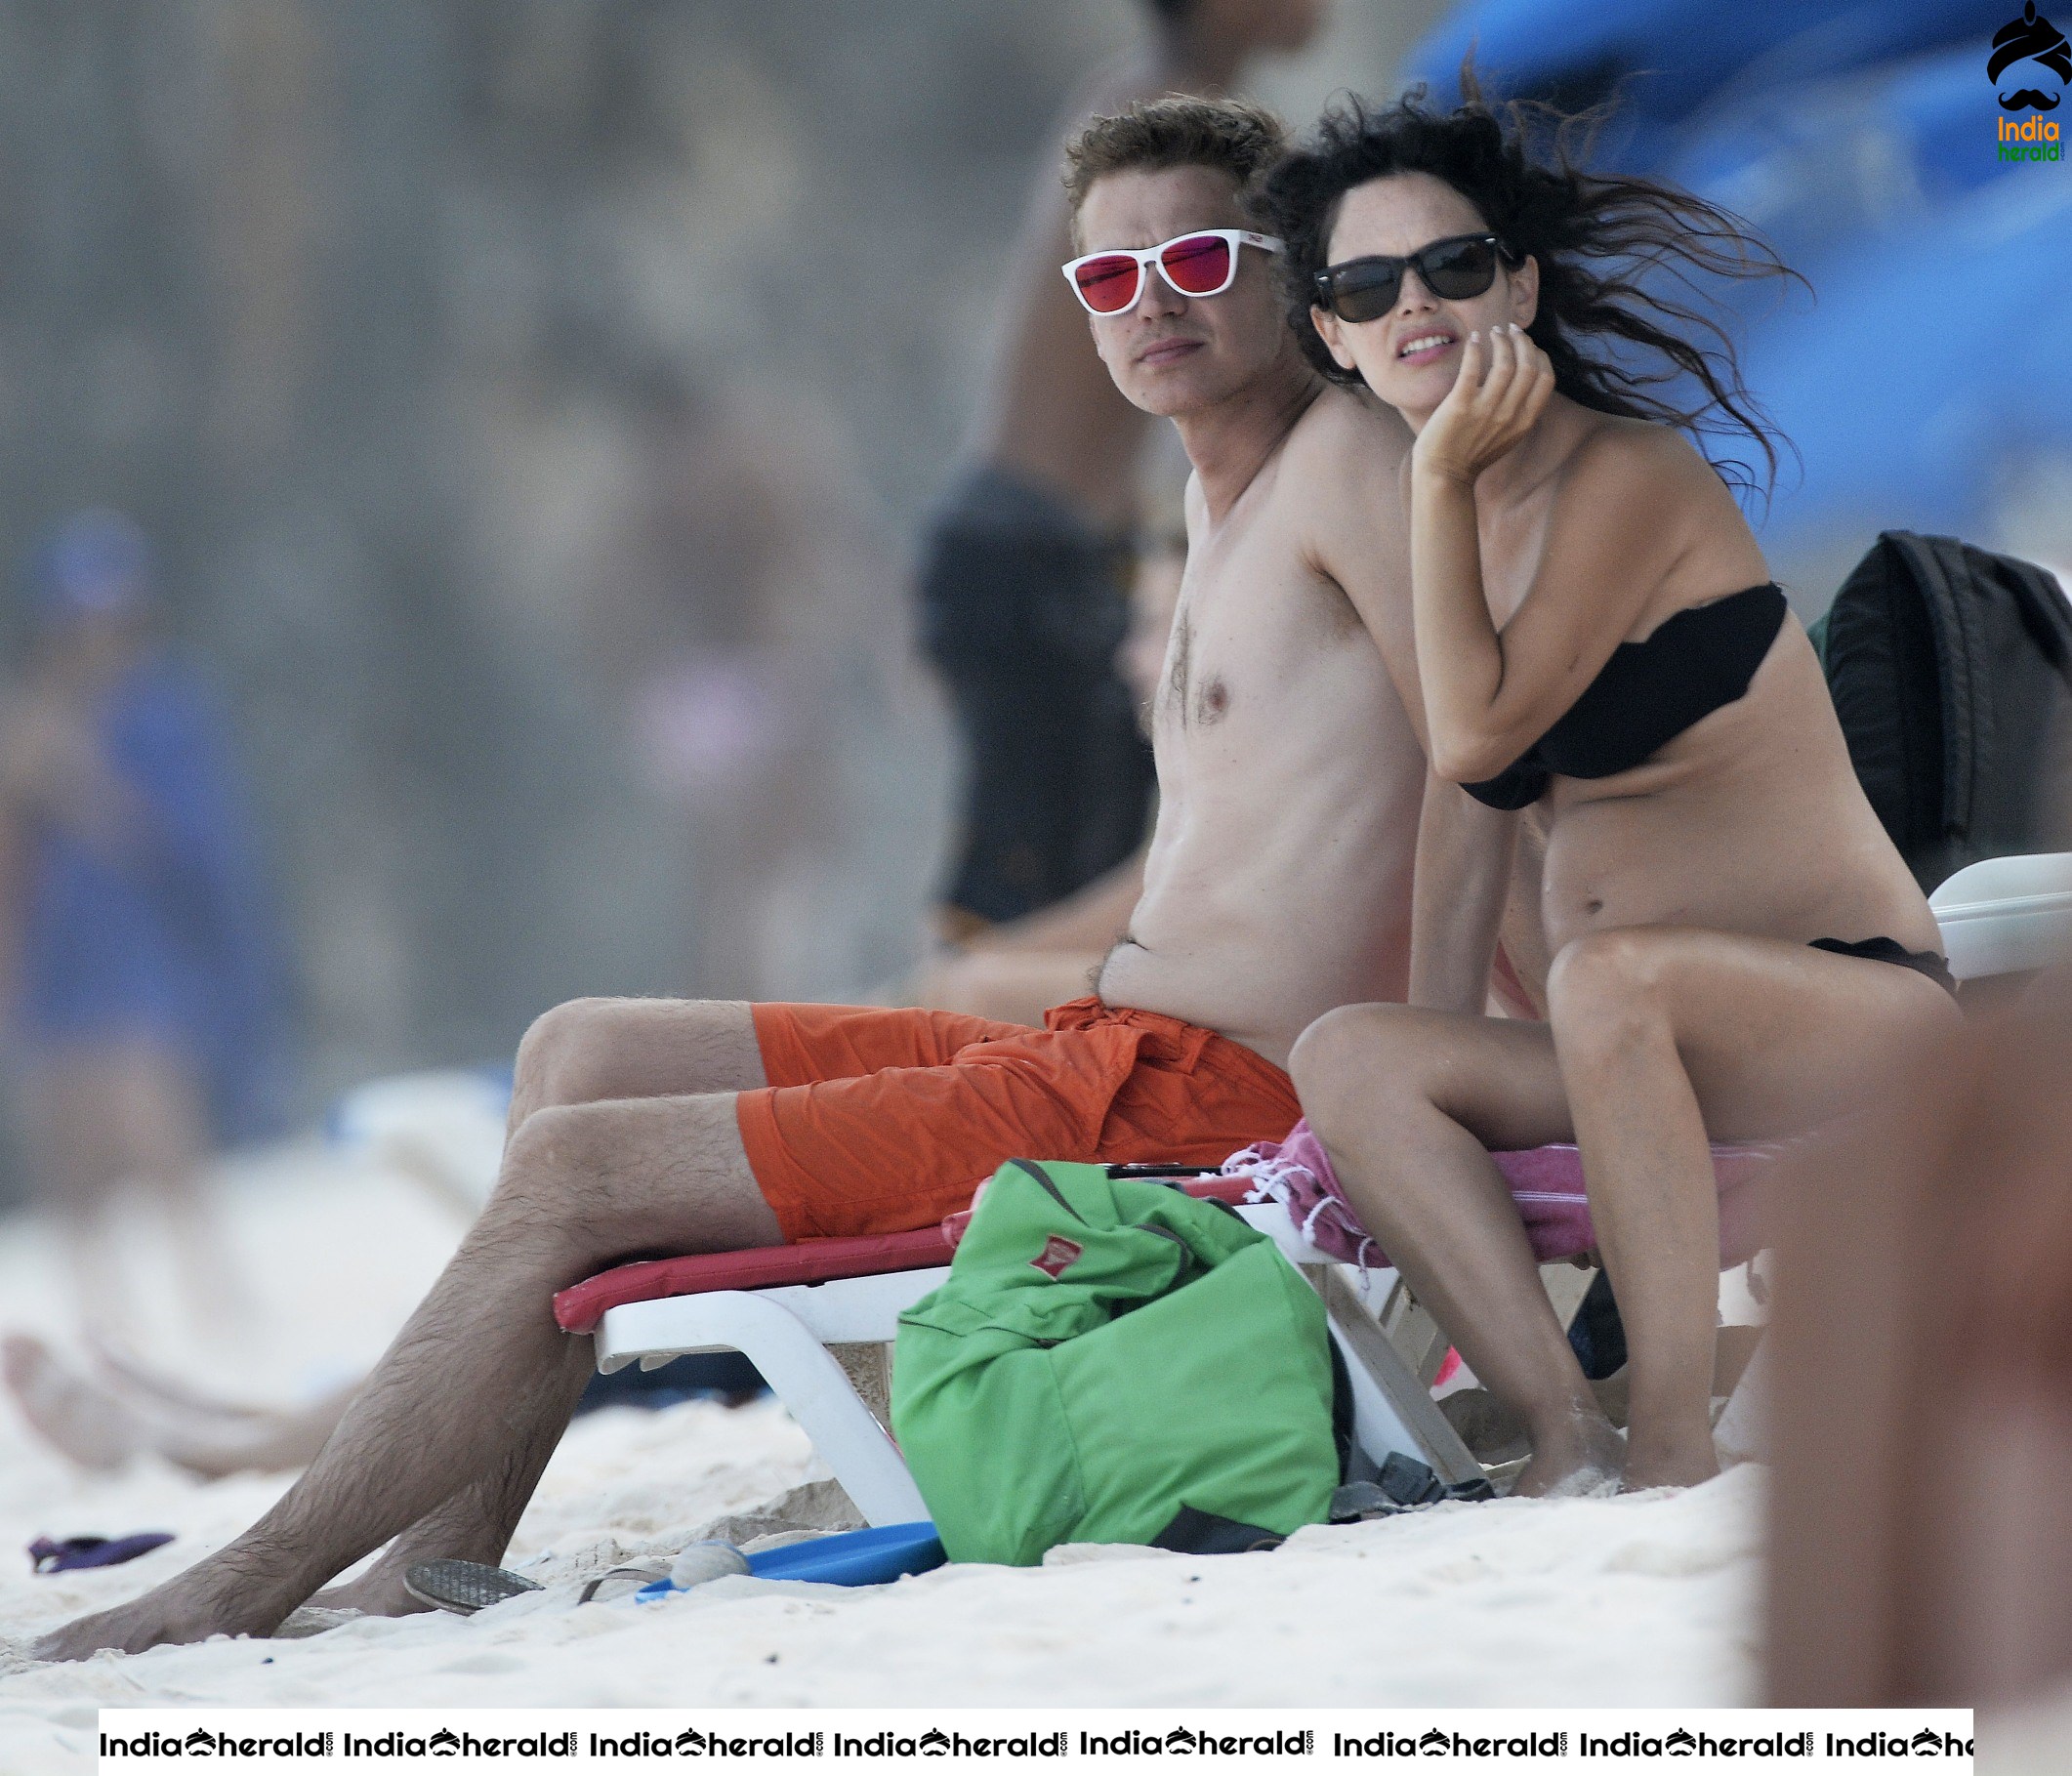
588,360,913,1002
906,525,1184,1025
921,0,1329,944
0,512,285,1330
0,1308,762,1481
1765,968,2072,1714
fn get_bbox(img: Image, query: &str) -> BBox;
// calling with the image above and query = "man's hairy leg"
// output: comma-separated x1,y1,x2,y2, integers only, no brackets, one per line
307,1338,597,1619
508,997,767,1129
34,1092,779,1660
312,994,775,1600
321,995,936,1610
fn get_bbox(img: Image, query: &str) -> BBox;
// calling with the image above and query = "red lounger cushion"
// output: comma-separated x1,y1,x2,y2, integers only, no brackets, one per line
553,1225,955,1336
552,1171,1254,1336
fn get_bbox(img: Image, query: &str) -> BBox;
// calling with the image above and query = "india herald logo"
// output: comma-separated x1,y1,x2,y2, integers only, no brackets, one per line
1029,1234,1083,1278
1992,4,2071,110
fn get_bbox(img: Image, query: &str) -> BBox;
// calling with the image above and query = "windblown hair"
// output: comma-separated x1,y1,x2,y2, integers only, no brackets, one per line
1255,75,1802,494
1064,97,1286,239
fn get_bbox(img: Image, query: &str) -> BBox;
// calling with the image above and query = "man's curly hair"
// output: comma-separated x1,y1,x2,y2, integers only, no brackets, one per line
1064,96,1286,245
1255,72,1803,495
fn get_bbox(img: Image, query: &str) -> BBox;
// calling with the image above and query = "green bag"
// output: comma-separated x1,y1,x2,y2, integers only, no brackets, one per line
891,1158,1341,1566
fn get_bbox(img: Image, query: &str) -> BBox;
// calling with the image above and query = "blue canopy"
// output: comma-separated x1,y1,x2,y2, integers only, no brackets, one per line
1406,1,2010,167
1738,180,2072,548
1663,43,2002,265
1396,5,2070,550
1635,43,2072,545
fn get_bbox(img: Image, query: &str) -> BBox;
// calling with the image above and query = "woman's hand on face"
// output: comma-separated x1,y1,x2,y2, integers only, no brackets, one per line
1413,324,1554,485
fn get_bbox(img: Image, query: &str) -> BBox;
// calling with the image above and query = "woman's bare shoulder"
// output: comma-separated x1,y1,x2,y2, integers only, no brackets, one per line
1553,415,1767,601
1558,411,1720,492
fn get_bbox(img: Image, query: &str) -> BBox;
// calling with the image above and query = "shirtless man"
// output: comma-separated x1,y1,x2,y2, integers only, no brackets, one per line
35,95,1423,1661
924,0,1327,936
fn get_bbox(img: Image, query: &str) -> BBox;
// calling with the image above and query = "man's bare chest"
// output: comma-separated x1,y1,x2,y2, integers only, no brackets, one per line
1155,532,1370,738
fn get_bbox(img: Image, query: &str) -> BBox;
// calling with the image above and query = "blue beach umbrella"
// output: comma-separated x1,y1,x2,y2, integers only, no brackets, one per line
1405,1,2011,169
1662,43,2003,267
1646,42,2071,546
1738,179,2072,549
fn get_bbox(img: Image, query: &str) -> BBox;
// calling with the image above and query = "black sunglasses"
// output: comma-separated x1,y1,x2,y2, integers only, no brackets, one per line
1312,232,1518,323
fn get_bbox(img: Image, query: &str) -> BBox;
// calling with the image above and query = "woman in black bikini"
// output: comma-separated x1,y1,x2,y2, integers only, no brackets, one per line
1257,90,1961,1493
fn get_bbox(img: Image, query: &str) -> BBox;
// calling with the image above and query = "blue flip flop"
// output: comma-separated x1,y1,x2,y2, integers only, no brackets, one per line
639,1521,944,1600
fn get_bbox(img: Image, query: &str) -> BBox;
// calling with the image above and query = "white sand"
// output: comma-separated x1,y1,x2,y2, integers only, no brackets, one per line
0,1136,1763,1771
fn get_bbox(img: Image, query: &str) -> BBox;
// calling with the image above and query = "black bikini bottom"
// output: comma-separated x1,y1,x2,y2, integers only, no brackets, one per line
1808,935,1958,998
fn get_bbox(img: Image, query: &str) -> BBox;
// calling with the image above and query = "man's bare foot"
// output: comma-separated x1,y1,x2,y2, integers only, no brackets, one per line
1619,1433,1722,1493
1511,1409,1627,1499
31,1566,305,1663
2,1335,146,1470
305,1568,435,1621
271,1604,366,1639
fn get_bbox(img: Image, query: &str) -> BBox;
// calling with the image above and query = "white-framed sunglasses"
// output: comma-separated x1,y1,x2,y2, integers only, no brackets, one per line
1060,228,1285,316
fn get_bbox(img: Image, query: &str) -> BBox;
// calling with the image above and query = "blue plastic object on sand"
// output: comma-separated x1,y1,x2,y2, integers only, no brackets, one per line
29,1532,176,1574
638,1522,945,1599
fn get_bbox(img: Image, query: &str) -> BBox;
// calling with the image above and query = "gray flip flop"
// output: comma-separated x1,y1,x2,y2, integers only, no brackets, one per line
577,1562,671,1605
402,1559,544,1616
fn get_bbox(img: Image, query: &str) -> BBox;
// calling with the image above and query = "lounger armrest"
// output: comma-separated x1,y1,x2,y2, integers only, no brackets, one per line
555,1225,956,1335
1929,851,2072,981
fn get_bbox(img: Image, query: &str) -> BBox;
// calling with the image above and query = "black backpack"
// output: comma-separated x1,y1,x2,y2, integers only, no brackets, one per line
1817,531,2072,893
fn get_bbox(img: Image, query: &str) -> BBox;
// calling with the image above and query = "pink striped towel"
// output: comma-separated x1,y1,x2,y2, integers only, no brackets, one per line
1222,1119,1777,1272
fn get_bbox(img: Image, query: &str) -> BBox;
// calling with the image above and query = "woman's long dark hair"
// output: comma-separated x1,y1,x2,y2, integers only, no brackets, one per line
1255,72,1803,496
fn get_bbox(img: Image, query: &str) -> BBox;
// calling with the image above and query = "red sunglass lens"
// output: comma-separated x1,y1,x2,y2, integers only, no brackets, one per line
1160,234,1231,295
1074,255,1142,313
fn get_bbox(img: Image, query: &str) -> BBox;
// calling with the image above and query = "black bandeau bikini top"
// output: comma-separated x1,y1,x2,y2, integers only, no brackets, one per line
1460,582,1788,811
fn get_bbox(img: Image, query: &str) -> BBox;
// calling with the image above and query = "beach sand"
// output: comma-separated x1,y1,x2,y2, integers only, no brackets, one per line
0,1139,1763,1771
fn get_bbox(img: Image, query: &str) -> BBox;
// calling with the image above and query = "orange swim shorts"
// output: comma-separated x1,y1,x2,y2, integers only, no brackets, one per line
735,995,1301,1241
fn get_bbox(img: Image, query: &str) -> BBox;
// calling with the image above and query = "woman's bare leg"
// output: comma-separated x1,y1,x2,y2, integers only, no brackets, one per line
1545,928,1963,1490
1291,1005,1619,1496
1295,936,1959,1495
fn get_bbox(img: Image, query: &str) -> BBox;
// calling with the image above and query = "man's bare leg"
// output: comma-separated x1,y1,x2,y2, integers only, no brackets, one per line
21,1053,137,1333
35,994,770,1637
111,1043,233,1335
305,993,776,1601
308,1337,596,1619
505,997,767,1128
305,998,779,1611
3,1335,157,1471
33,1087,780,1660
17,1041,240,1342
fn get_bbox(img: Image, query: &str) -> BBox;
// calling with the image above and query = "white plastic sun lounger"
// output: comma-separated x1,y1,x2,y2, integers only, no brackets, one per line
559,851,2072,1528
555,1177,1481,1529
